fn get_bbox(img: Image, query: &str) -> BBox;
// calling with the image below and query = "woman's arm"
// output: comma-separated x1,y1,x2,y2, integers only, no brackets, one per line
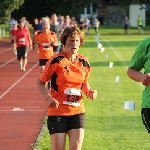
37,79,59,107
82,82,97,100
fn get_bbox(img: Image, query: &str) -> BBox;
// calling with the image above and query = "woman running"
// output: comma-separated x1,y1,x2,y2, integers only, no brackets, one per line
14,19,32,71
37,27,97,149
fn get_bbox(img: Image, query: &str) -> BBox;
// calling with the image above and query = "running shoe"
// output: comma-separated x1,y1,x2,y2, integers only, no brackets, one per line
14,50,17,55
22,67,26,71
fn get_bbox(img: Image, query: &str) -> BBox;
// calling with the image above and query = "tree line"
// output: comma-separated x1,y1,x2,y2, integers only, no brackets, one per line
0,0,147,24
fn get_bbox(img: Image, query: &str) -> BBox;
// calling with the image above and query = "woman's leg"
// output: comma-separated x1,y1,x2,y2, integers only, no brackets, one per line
50,133,66,150
68,128,84,150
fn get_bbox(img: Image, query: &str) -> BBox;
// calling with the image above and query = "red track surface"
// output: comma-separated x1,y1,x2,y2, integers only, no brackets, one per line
0,38,47,150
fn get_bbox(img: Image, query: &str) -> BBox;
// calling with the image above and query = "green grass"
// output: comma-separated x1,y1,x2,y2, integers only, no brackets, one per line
0,24,149,149
34,32,150,150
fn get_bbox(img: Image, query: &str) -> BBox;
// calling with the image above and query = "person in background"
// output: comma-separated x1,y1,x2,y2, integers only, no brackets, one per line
50,13,63,53
22,17,30,29
37,27,97,150
84,16,91,35
32,18,39,35
127,37,150,133
34,17,58,89
10,24,18,55
79,18,85,31
137,15,143,34
13,19,32,71
124,16,129,35
37,18,43,32
93,18,100,35
32,18,39,50
8,17,18,37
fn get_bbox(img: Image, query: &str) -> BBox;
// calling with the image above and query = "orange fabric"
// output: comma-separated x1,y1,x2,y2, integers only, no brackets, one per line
34,31,57,59
40,51,90,116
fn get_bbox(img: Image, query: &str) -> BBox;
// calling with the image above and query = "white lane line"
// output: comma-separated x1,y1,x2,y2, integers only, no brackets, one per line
103,39,144,89
0,62,38,99
1,106,41,108
0,41,9,46
0,110,46,112
0,48,11,54
103,39,127,66
0,57,16,68
6,101,42,103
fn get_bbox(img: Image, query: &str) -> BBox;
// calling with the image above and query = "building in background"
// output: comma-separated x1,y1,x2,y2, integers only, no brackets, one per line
81,0,149,27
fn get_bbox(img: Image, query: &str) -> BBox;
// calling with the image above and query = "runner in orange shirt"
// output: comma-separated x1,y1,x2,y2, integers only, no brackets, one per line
37,27,97,150
34,17,58,89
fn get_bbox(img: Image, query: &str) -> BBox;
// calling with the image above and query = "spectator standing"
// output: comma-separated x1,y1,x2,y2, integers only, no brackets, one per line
124,16,129,35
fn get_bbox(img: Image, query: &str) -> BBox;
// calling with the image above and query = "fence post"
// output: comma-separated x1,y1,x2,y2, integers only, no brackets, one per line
0,28,1,38
2,28,5,38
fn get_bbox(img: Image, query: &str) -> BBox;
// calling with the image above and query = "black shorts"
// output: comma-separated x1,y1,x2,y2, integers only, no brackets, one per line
47,113,85,135
141,108,150,133
124,25,128,30
17,46,29,60
39,59,49,66
53,46,59,53
11,39,14,44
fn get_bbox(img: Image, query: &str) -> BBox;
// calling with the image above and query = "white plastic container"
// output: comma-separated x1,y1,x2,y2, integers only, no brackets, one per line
124,101,135,110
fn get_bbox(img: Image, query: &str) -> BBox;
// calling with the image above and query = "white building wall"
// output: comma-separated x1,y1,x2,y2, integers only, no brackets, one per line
129,4,145,27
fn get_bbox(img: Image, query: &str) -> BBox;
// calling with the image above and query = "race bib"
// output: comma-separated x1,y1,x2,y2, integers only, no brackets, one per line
64,88,81,96
42,43,51,50
63,88,81,106
19,38,25,45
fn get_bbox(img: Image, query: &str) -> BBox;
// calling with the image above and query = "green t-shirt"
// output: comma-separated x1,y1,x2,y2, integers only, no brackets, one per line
137,18,143,26
129,37,150,108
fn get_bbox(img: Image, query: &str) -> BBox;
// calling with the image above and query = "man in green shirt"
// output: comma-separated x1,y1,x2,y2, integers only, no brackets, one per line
137,15,143,34
127,37,150,133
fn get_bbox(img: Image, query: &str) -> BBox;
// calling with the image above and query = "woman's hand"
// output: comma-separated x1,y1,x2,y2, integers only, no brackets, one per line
86,89,97,100
47,96,59,108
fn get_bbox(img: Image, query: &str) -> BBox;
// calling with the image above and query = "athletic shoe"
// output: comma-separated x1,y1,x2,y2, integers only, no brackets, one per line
14,50,17,55
22,67,26,71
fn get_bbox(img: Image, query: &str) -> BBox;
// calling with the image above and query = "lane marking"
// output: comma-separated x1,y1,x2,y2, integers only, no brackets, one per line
0,110,46,112
0,48,11,54
0,62,38,99
0,57,16,68
6,101,42,103
103,39,144,89
104,39,127,66
0,41,9,46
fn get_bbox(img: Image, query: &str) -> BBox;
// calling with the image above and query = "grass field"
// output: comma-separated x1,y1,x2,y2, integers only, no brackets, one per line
33,31,150,150
0,24,150,149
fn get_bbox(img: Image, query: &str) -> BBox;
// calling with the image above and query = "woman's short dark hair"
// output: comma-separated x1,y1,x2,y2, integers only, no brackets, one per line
60,27,85,46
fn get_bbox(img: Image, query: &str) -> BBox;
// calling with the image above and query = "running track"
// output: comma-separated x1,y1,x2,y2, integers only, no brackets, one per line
0,38,47,150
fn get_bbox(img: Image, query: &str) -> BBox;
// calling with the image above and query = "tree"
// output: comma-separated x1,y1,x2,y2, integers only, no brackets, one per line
0,0,24,23
11,0,97,23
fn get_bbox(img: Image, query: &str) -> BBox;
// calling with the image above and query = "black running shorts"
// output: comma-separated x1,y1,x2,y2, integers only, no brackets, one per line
39,59,49,66
141,108,150,133
47,113,86,135
17,46,29,60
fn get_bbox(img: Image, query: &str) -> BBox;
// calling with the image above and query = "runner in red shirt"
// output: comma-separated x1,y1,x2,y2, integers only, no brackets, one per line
10,24,18,55
37,27,97,149
14,19,32,71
